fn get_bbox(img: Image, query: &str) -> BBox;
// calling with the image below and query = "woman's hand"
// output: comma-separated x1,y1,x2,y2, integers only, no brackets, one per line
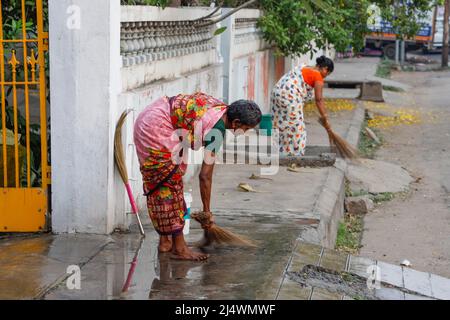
203,212,215,229
191,211,215,229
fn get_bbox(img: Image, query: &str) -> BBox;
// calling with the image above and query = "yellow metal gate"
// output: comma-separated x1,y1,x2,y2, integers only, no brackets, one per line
0,0,49,232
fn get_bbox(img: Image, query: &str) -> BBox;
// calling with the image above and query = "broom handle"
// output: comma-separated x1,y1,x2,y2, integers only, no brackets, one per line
125,182,145,237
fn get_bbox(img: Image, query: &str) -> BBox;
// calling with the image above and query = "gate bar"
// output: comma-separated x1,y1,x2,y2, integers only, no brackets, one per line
9,50,19,187
36,0,48,188
0,0,7,187
22,0,31,187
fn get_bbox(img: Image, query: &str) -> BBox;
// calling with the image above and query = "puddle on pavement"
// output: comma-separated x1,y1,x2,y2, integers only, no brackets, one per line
114,215,304,300
0,216,307,300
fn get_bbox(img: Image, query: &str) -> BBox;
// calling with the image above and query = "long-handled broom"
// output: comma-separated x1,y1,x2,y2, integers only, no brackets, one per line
318,117,359,160
114,110,145,236
191,211,255,247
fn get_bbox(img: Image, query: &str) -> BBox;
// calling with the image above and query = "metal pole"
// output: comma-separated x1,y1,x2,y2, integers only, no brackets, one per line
442,0,450,67
400,40,406,65
395,39,400,65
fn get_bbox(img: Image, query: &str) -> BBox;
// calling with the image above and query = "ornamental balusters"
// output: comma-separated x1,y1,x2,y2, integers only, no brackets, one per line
121,20,214,67
234,18,264,45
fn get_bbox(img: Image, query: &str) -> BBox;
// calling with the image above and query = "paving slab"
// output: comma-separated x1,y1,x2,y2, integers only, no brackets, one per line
276,278,312,300
347,255,377,279
0,234,111,299
377,260,404,288
404,293,435,300
347,158,414,194
430,274,450,300
319,248,348,272
375,287,405,300
188,163,328,219
310,287,343,300
402,267,433,298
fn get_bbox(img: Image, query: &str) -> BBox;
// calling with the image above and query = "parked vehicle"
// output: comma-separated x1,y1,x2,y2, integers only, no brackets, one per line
364,5,434,59
363,4,450,58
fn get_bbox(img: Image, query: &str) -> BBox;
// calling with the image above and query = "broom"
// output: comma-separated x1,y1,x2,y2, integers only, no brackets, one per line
191,211,255,247
318,117,359,160
114,110,145,236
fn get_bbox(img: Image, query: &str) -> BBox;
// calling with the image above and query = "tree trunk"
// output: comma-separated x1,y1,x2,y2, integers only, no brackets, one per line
442,0,449,68
168,0,181,7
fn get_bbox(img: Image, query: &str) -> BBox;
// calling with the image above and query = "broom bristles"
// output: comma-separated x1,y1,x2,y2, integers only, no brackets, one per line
191,212,256,247
318,118,359,160
114,110,131,183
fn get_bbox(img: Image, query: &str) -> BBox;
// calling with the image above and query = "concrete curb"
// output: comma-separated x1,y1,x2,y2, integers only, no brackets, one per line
298,159,347,248
345,103,365,148
277,102,366,298
297,102,365,248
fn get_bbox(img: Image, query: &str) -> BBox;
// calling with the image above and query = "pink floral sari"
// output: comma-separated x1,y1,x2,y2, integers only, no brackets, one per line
133,92,227,235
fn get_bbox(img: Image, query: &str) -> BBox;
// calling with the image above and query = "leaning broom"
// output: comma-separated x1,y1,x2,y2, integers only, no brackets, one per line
114,110,145,236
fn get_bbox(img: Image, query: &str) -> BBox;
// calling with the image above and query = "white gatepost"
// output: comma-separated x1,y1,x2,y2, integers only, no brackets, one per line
220,8,236,105
49,0,122,233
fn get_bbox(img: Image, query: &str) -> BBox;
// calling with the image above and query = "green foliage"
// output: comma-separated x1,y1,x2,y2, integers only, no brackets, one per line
213,26,227,35
336,213,364,254
358,120,383,158
1,107,43,187
371,192,396,203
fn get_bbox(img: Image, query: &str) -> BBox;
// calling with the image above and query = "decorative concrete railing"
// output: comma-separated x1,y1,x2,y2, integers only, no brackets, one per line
121,20,215,67
231,9,268,59
234,17,263,45
120,6,221,91
120,6,217,67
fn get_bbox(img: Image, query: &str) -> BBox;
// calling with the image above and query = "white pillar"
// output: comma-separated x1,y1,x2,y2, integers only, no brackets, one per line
220,8,235,105
49,0,121,234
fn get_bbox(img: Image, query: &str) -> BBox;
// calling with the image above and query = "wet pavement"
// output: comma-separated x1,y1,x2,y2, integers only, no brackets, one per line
0,216,302,300
2,225,449,300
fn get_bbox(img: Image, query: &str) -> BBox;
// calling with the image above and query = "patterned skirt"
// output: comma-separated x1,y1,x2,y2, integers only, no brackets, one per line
271,67,313,156
140,149,186,236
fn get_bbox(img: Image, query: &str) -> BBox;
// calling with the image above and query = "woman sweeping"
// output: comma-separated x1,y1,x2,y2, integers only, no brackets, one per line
134,92,262,261
272,56,334,156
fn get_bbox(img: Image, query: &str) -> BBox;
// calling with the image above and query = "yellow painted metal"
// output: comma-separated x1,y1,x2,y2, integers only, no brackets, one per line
0,0,7,187
0,189,47,232
37,0,49,189
8,50,20,187
22,0,32,188
0,0,49,232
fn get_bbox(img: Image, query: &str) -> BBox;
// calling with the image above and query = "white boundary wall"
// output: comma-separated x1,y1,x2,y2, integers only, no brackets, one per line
49,2,335,234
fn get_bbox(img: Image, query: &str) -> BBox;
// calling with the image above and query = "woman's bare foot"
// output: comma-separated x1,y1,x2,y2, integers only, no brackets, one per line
158,235,173,253
171,248,209,261
171,233,209,261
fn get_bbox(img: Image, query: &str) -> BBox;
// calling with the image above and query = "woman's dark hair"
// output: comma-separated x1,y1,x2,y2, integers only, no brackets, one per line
227,100,262,126
316,55,334,73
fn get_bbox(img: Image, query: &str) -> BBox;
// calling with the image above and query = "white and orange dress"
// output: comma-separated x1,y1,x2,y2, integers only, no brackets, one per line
271,65,323,156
